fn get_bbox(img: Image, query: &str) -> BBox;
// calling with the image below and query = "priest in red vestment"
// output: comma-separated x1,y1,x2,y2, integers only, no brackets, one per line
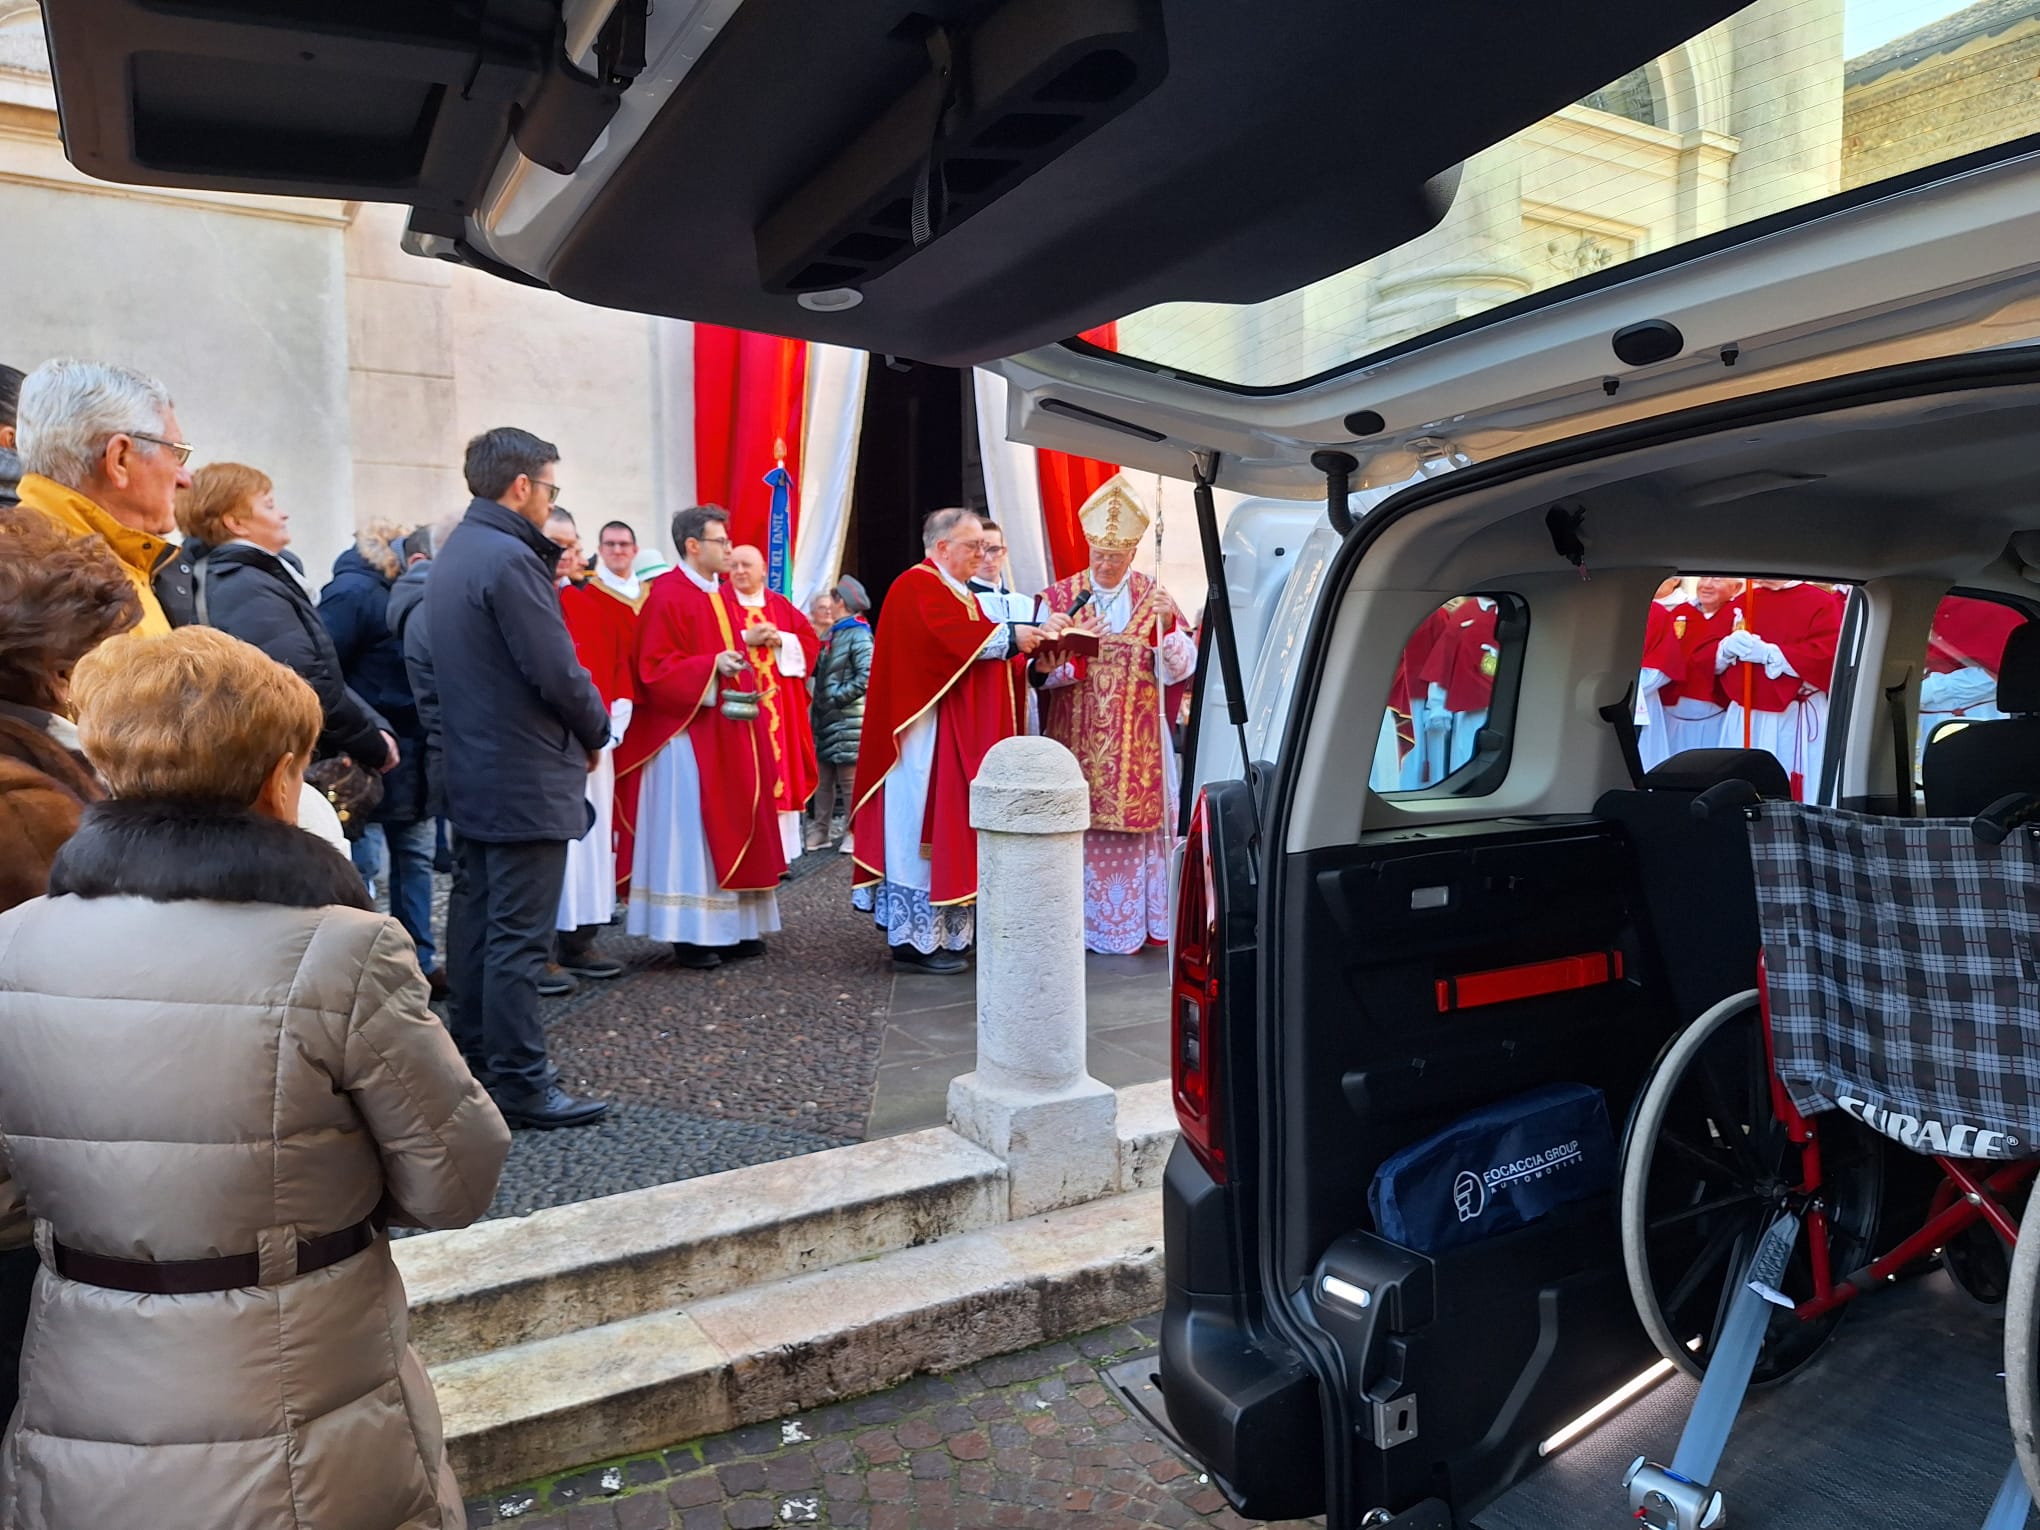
1921,594,2027,762
1031,474,1197,954
1716,578,1843,799
850,507,1068,974
1635,582,1690,772
1662,576,1743,755
728,544,822,864
1399,603,1456,786
542,509,637,980
617,505,785,969
1419,597,1500,776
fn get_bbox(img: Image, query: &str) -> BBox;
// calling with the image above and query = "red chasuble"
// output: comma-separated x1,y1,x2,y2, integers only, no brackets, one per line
563,579,642,891
1641,601,1688,699
615,568,785,893
1677,602,1739,709
734,586,822,817
1420,600,1500,712
560,579,639,710
1723,582,1842,714
1035,570,1186,834
849,561,1017,906
1929,595,2025,675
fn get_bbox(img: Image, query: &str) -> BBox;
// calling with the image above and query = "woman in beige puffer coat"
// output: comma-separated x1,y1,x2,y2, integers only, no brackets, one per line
0,627,511,1530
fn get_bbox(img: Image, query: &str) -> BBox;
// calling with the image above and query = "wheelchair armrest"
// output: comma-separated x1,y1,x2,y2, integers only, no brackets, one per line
1972,792,2040,845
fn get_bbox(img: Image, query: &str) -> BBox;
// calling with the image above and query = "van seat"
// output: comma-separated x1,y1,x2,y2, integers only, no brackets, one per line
1595,749,1788,1025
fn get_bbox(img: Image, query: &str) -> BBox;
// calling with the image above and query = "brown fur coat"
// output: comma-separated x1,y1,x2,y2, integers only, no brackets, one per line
0,710,102,915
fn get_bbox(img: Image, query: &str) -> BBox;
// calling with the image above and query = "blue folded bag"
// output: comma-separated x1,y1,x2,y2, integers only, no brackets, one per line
1367,1082,1615,1255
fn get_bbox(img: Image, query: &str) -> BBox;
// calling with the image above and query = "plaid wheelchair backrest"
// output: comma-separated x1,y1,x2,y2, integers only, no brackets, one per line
1747,801,2040,1160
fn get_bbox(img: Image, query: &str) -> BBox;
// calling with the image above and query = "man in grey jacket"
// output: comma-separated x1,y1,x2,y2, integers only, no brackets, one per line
425,428,612,1130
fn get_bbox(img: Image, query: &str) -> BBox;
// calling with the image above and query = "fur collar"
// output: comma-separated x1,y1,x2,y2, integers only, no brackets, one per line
48,798,371,910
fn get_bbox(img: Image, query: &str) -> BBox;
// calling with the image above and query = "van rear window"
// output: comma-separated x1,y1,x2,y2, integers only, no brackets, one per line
1099,0,2040,389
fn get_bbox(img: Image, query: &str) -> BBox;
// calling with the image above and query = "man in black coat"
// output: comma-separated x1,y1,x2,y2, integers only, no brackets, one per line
426,427,612,1130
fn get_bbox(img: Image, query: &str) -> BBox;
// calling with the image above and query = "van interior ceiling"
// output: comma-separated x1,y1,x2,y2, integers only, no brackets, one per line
1252,369,2040,1525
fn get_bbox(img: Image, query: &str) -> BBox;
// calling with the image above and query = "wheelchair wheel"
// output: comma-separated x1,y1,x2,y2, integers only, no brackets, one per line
1620,991,1883,1386
2004,1173,2040,1500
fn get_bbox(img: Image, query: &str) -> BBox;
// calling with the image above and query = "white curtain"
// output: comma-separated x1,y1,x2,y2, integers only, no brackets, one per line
972,367,1053,598
791,344,869,610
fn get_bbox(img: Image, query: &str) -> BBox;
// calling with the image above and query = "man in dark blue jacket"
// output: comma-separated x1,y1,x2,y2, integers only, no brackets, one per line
427,427,612,1130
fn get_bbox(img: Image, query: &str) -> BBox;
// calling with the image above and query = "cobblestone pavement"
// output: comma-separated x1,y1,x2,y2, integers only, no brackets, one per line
459,854,893,1221
377,848,1170,1223
462,1316,1318,1530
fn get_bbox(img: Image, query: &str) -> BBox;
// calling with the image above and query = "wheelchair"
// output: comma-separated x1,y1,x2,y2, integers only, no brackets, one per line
1617,788,2040,1530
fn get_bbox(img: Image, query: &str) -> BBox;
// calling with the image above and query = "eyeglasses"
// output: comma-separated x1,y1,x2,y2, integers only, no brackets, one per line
982,545,1008,557
130,432,194,466
533,479,563,504
698,534,732,547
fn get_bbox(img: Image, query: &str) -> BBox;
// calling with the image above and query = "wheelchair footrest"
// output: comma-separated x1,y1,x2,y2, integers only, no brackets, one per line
1624,1459,1724,1530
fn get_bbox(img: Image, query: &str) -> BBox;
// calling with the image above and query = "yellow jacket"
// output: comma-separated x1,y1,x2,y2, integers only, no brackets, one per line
14,473,173,636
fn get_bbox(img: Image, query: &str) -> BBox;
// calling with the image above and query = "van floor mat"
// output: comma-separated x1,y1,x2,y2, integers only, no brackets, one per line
1473,1272,2011,1529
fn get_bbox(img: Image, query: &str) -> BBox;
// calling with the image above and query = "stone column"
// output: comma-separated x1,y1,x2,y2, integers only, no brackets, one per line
947,736,1119,1218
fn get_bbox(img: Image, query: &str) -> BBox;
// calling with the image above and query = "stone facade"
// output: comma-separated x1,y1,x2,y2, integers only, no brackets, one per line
1842,4,2040,189
1,4,691,583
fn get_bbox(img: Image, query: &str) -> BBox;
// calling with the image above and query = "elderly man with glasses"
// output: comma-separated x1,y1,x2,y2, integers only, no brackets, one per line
849,507,1070,974
12,359,196,635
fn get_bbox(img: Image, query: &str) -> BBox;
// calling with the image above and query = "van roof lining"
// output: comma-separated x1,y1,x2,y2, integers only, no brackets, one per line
1347,384,2040,596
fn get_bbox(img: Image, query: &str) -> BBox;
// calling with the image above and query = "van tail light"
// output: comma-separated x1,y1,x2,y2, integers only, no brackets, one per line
1172,791,1227,1184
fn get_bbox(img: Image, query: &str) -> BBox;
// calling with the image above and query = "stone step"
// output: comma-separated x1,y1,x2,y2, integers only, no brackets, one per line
395,1127,1009,1367
431,1187,1165,1493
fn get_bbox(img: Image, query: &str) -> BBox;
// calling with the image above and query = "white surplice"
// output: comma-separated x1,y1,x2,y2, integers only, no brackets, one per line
556,698,631,932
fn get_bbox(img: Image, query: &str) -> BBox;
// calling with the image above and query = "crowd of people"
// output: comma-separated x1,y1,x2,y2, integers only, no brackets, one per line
0,346,1202,1529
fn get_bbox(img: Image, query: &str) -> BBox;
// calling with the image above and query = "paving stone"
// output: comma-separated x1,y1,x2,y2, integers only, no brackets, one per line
614,1495,671,1530
482,1318,1326,1528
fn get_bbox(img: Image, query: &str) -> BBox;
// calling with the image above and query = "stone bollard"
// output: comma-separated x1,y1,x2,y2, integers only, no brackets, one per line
947,735,1119,1218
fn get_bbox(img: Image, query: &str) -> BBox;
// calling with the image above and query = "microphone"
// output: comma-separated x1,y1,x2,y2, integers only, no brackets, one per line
1065,589,1092,619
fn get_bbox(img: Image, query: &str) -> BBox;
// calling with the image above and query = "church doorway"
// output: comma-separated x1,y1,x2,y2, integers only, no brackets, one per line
841,358,983,611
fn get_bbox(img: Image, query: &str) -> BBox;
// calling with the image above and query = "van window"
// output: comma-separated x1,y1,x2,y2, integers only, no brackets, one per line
1105,0,2040,389
1916,592,2031,766
1371,594,1525,796
1636,577,1851,800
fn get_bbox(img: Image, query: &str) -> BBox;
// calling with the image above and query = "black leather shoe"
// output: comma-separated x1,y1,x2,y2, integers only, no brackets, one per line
727,938,767,961
537,964,578,997
892,946,969,975
493,1085,610,1130
672,942,723,970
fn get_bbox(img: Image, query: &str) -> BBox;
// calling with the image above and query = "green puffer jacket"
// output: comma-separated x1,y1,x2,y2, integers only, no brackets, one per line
811,617,872,765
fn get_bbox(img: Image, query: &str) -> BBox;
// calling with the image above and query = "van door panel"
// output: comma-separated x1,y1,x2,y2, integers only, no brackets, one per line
1279,819,1680,1519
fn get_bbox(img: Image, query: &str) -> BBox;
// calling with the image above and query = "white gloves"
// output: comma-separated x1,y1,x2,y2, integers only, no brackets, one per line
1715,630,1793,680
608,698,634,749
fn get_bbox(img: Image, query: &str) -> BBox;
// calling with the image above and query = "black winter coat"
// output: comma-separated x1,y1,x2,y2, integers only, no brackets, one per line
390,565,444,821
193,541,393,769
811,617,872,765
423,499,610,843
321,548,426,822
